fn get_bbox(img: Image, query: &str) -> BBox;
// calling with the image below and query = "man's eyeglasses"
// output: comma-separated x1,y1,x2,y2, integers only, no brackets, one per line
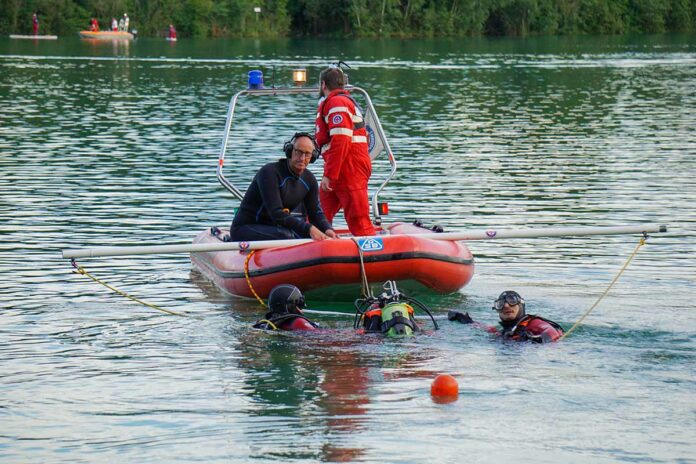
293,148,314,159
493,293,522,311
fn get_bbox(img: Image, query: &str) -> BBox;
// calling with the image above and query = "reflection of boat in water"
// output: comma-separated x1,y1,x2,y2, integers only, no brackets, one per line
189,69,476,300
10,34,58,40
191,222,474,299
78,30,134,40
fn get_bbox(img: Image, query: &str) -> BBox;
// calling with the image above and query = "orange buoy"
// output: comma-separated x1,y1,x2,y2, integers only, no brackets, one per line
431,374,459,399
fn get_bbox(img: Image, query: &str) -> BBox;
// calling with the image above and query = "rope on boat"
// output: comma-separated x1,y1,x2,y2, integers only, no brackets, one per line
70,259,186,316
244,250,267,307
351,238,373,299
559,235,648,341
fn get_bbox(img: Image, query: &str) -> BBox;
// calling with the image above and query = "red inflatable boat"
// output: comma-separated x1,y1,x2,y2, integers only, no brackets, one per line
190,222,474,299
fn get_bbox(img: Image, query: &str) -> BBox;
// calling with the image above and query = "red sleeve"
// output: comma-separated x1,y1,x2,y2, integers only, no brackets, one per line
526,318,563,342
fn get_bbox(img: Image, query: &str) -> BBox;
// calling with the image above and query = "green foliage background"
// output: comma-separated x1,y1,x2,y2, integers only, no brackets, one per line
1,0,694,37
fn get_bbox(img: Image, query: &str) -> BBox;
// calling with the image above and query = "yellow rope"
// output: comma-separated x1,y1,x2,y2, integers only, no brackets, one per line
559,236,647,341
257,319,278,330
71,261,185,316
244,250,267,307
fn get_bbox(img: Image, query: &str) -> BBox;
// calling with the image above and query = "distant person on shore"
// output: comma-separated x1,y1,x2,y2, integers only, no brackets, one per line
118,16,124,31
123,13,129,32
448,290,565,343
230,132,337,242
32,13,39,35
111,18,118,31
315,66,376,237
168,24,177,39
89,18,99,32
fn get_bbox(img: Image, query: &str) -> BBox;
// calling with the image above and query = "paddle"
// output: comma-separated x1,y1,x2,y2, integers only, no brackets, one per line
61,224,666,259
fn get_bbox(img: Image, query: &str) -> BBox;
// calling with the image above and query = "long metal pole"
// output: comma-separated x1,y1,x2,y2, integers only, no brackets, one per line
62,224,666,259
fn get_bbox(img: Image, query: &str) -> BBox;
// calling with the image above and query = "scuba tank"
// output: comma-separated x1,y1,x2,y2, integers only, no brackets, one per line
354,281,438,338
380,302,418,337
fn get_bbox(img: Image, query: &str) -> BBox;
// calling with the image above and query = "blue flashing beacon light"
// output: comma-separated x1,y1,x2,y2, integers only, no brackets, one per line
248,70,264,89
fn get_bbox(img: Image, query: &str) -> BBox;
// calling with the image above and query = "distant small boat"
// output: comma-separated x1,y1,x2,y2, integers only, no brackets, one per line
78,30,134,40
10,34,57,40
166,37,177,42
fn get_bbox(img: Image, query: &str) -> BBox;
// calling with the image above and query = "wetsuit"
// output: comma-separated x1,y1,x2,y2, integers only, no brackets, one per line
499,314,564,343
315,89,375,236
230,159,332,241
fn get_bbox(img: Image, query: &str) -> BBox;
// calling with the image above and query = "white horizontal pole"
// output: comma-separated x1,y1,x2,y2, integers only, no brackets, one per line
61,224,667,259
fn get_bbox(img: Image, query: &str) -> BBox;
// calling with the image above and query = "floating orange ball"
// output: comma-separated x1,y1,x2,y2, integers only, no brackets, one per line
431,374,459,398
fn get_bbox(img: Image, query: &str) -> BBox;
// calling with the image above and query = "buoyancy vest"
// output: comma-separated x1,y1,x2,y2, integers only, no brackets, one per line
502,314,564,343
253,311,319,331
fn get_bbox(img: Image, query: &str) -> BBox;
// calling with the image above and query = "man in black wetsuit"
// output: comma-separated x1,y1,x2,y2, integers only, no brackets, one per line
230,132,338,242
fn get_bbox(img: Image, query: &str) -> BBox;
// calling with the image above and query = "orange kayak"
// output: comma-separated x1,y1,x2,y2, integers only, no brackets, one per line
78,30,134,40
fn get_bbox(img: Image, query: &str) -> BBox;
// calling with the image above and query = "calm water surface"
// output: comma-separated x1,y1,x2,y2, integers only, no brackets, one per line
1,35,695,463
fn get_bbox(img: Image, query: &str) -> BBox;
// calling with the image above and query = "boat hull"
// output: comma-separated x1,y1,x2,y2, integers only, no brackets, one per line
78,31,134,40
190,222,475,299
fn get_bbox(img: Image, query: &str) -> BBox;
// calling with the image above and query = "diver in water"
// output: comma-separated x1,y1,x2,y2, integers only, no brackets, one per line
253,284,319,331
254,281,438,336
355,281,437,337
448,290,564,343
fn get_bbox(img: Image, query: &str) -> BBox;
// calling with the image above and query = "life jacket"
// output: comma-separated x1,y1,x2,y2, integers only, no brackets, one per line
502,314,564,343
253,311,319,331
360,302,419,337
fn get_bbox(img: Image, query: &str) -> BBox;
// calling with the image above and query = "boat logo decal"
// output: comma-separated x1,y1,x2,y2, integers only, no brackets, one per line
366,125,376,152
239,241,250,250
486,230,497,238
358,237,384,252
332,114,343,125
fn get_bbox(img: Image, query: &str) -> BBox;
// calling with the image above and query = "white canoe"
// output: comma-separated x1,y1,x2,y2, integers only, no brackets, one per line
10,34,57,40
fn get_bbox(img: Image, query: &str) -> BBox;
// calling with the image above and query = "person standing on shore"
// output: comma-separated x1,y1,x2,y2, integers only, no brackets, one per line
32,13,39,35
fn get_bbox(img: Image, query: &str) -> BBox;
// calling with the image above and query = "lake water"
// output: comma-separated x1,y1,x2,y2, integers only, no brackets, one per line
1,35,695,463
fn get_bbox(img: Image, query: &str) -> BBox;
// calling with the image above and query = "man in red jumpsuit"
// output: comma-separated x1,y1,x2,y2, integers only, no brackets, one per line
315,67,376,237
32,13,39,35
448,290,565,343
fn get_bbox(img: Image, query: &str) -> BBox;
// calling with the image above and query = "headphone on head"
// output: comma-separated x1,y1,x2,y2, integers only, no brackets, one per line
283,132,319,163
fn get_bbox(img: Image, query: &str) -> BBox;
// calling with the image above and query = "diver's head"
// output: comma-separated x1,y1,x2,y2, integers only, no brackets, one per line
268,284,306,315
493,290,525,323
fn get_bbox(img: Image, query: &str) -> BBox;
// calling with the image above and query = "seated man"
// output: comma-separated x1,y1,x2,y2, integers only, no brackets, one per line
448,290,564,343
230,132,337,242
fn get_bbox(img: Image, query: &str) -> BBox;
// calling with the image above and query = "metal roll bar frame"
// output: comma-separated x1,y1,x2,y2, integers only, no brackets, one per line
216,85,396,226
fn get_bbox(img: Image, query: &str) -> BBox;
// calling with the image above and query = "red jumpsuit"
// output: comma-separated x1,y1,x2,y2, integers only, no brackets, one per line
315,89,376,236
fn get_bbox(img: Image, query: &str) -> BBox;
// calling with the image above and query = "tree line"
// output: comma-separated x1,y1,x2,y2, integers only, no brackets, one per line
1,0,694,37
